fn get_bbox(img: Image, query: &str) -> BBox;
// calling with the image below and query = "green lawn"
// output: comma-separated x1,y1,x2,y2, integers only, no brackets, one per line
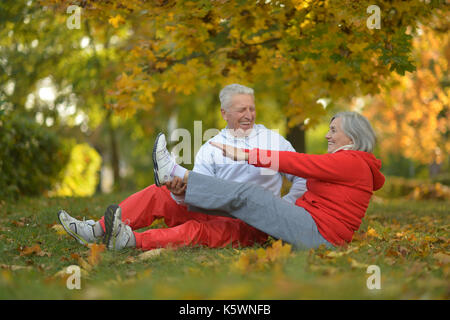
0,192,448,299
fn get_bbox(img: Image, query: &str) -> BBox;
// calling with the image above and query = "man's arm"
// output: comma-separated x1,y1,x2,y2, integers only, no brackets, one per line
278,137,308,203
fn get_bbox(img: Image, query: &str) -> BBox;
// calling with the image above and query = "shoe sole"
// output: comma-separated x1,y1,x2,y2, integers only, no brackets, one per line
152,132,163,187
57,211,89,246
103,205,121,249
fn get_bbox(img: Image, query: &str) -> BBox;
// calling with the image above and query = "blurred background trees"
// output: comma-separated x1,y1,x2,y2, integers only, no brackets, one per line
1,0,448,200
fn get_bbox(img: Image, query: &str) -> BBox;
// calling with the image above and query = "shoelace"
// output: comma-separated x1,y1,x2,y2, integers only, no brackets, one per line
70,217,94,235
114,218,131,236
80,217,95,227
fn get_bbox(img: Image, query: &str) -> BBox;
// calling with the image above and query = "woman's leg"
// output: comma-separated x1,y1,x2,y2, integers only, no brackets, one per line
184,172,332,250
134,218,268,250
97,183,268,250
97,184,223,232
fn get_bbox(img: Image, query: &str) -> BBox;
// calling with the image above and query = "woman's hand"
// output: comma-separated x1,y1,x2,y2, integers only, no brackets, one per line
210,142,248,161
166,176,187,196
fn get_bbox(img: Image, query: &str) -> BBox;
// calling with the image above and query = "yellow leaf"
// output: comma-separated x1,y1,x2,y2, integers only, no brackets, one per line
326,246,358,258
348,258,369,269
51,224,67,236
366,227,380,238
87,243,105,266
137,248,165,261
54,265,89,278
78,257,92,272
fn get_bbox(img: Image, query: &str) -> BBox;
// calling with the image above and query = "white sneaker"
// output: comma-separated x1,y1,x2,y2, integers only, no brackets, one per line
152,132,177,187
57,210,96,245
103,205,133,250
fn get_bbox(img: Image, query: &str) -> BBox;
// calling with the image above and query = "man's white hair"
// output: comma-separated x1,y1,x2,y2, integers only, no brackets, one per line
331,111,376,153
219,84,254,111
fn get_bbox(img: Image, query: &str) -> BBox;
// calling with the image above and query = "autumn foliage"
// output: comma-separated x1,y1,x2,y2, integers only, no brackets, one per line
364,23,449,164
39,0,447,130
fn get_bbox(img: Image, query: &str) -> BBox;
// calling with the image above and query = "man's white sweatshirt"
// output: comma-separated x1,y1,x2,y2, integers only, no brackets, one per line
171,124,307,205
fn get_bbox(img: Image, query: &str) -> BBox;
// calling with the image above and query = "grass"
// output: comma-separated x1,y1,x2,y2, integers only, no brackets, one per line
0,191,448,300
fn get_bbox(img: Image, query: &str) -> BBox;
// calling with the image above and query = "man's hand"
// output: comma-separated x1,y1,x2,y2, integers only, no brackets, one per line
210,142,248,161
166,176,187,196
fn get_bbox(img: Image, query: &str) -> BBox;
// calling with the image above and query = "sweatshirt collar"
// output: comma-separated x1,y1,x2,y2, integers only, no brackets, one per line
222,125,259,140
332,144,354,153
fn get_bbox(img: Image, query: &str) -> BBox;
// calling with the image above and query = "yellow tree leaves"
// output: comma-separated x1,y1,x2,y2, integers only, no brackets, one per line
35,0,446,125
108,15,125,28
364,24,449,164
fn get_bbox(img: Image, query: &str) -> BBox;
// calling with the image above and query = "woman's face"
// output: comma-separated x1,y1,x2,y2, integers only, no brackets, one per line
325,117,353,153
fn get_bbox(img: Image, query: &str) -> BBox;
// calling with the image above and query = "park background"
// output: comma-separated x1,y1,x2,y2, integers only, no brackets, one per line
0,0,448,300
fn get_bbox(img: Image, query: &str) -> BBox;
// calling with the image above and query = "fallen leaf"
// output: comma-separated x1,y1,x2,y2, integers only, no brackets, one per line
352,232,367,241
395,232,405,238
122,256,136,264
51,224,67,236
87,243,106,266
265,240,292,262
11,220,25,227
0,264,33,271
77,257,92,272
348,258,369,269
19,244,42,256
433,252,450,265
398,246,409,257
366,227,380,239
54,265,89,278
325,246,358,258
137,248,165,261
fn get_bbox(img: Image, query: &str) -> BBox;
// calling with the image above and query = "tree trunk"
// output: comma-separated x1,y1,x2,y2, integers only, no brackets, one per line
286,124,306,153
106,110,121,191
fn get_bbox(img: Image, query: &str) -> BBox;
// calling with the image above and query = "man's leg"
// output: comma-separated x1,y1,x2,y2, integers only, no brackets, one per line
184,172,332,250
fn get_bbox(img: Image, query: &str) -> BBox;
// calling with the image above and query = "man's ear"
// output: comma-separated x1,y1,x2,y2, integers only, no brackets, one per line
220,109,227,121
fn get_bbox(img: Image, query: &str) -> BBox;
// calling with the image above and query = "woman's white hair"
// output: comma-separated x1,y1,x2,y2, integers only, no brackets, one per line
331,111,376,153
219,84,254,111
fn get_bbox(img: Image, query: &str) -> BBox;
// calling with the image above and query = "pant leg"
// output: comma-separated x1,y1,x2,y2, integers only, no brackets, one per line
185,172,332,250
135,218,268,250
98,184,227,232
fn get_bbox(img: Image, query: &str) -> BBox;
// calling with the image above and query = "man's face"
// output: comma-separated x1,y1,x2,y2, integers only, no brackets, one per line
221,94,256,134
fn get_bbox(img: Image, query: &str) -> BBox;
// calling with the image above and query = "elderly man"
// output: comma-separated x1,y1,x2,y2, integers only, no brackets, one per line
58,84,307,251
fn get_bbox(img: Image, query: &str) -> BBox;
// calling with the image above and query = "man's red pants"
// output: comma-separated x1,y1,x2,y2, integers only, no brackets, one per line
98,185,268,250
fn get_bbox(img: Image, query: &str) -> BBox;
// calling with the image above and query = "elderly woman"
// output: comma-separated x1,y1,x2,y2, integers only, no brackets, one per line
105,111,385,250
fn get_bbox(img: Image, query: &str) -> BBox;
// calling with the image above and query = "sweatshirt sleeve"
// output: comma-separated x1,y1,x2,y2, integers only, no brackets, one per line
276,136,307,202
248,148,362,184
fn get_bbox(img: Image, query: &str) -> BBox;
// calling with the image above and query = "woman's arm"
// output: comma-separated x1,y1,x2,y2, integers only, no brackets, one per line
210,142,363,184
248,148,363,183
